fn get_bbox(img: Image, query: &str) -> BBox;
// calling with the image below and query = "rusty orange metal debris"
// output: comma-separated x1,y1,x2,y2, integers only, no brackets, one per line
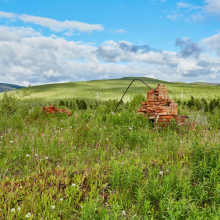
42,105,72,116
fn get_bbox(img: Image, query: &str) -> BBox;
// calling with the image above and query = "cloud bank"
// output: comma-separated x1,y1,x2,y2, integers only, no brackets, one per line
0,24,220,86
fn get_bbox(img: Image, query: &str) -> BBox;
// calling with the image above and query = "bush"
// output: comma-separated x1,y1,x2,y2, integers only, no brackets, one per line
0,91,19,115
76,99,87,110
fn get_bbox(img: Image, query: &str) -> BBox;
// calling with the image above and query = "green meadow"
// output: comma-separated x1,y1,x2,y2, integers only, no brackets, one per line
1,77,220,219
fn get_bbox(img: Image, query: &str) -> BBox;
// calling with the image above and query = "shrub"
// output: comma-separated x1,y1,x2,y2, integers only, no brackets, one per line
0,91,19,115
76,99,87,110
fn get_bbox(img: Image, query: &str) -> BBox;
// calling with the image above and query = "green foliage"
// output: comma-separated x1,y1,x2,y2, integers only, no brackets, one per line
76,99,87,110
2,88,220,218
0,91,19,115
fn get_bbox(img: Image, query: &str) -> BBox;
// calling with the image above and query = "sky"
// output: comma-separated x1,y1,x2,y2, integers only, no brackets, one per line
0,0,220,86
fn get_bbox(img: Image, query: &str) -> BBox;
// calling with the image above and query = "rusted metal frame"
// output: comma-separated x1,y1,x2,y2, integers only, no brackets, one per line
114,79,152,113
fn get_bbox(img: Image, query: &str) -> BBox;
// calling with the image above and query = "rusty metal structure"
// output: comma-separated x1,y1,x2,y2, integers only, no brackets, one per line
115,80,189,125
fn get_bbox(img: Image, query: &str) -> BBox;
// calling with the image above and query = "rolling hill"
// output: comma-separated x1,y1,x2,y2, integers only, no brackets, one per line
1,77,220,102
0,83,24,93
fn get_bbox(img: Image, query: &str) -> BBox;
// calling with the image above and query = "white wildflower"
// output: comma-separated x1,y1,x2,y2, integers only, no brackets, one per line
35,154,38,156
26,154,30,157
45,157,49,160
10,141,13,143
1,136,3,138
20,186,22,189
70,126,72,128
17,207,21,211
128,127,132,130
26,213,31,217
72,183,76,187
106,138,109,141
60,198,63,201
51,205,55,209
61,128,63,130
159,171,164,176
81,205,83,208
11,208,15,212
122,211,126,215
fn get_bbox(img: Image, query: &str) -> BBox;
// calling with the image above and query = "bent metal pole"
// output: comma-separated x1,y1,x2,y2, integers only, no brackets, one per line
114,79,152,113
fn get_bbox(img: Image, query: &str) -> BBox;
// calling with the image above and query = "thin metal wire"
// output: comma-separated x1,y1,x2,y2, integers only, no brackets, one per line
114,79,152,113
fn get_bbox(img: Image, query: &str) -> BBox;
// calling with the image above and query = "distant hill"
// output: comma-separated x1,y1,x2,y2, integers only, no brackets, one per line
0,83,25,93
190,82,220,86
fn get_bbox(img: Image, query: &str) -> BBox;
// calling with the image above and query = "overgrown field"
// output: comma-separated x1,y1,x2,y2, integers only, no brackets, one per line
2,77,220,103
1,80,220,219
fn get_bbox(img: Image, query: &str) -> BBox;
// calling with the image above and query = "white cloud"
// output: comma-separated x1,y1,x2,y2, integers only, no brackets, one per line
177,2,200,10
201,32,220,56
116,29,128,34
204,0,220,14
0,11,104,33
0,11,16,19
0,25,220,85
145,74,156,78
18,14,104,32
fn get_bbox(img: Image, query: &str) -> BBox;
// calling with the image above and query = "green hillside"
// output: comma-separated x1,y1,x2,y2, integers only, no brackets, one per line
8,77,220,103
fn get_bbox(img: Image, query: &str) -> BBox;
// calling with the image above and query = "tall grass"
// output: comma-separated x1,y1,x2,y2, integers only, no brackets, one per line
1,86,220,219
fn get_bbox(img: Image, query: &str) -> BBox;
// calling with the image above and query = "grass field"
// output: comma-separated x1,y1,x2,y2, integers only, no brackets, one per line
1,77,220,219
4,77,220,103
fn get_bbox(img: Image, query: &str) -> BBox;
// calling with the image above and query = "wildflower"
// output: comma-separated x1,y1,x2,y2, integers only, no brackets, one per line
57,165,60,167
11,208,15,212
92,116,94,117
35,154,38,156
70,126,72,128
81,205,83,208
17,207,21,211
72,183,76,187
10,141,13,143
26,154,30,157
51,205,55,209
1,136,3,138
72,137,73,139
159,171,164,176
26,213,31,217
20,186,22,189
60,198,63,201
122,211,126,215
180,141,182,143
45,157,49,160
128,127,132,130
61,128,63,130
106,138,109,141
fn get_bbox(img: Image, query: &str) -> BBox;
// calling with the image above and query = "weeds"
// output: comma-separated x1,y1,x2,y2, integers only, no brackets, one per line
1,92,220,219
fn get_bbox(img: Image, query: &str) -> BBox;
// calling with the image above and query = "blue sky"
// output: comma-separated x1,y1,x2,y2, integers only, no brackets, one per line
0,0,220,85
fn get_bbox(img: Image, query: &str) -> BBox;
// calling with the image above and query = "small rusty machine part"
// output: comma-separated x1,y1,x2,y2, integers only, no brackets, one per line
114,80,189,125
